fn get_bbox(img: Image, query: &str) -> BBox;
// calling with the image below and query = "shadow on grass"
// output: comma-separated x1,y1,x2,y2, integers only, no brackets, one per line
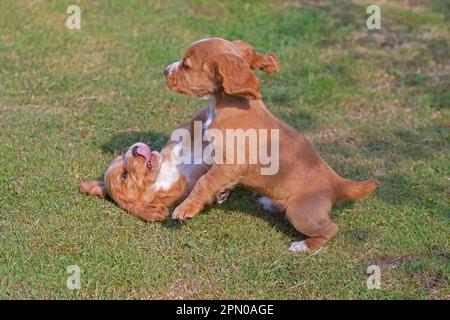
162,189,366,242
156,187,302,237
204,186,302,239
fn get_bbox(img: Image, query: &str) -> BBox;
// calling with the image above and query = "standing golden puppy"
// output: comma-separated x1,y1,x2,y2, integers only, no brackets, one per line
164,38,378,252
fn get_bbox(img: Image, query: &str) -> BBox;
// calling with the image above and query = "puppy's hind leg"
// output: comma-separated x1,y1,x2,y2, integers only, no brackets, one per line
286,193,339,253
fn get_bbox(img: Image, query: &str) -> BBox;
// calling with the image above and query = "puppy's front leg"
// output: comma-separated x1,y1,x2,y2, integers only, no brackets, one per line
172,165,238,220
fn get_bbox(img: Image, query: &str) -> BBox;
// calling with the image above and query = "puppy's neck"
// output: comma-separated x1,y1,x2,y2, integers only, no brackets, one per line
213,92,253,111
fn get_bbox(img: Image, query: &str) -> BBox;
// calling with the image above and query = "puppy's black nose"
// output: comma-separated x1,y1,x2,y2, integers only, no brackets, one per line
163,68,169,77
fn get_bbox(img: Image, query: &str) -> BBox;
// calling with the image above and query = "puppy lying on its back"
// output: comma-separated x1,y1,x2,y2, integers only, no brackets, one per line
80,106,227,221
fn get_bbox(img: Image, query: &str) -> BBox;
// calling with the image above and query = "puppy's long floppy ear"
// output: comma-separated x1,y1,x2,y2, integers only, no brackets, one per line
232,40,280,74
80,180,107,198
217,54,261,100
122,201,169,222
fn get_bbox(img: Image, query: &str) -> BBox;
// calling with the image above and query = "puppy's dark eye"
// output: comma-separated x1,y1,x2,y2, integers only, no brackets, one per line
120,171,127,182
182,60,191,70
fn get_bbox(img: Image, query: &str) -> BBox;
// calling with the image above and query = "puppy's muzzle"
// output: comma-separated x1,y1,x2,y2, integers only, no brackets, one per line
163,67,170,77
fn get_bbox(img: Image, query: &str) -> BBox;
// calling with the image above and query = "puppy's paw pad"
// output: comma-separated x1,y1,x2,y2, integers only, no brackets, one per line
289,241,310,253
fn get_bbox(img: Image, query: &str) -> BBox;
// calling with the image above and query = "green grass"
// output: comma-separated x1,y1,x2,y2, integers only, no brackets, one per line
0,0,449,299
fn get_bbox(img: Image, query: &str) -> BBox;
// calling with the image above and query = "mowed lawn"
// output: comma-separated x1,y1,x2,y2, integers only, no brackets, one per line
0,0,449,299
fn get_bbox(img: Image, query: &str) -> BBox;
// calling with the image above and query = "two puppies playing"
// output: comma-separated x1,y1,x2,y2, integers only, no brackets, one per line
81,38,378,252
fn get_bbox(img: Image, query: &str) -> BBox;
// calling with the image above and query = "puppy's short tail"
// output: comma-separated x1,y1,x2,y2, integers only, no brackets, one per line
336,178,378,202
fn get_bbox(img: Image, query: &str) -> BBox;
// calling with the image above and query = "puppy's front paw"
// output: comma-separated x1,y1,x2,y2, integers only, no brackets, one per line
171,206,185,220
289,241,310,253
171,202,199,220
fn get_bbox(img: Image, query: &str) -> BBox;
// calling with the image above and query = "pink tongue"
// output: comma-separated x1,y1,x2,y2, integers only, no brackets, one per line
136,145,152,162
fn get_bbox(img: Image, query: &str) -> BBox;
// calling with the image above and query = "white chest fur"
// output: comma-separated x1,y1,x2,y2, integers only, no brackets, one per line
153,152,205,192
152,156,181,191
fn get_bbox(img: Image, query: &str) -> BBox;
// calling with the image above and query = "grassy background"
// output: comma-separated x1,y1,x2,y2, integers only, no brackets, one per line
0,0,449,299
